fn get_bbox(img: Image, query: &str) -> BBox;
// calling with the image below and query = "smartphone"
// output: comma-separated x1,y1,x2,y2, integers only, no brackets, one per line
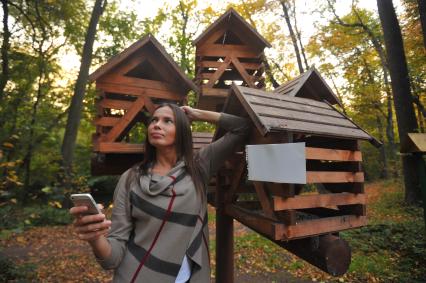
70,193,101,215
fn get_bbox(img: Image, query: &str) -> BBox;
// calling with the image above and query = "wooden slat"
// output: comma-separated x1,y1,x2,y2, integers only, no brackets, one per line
252,104,355,128
246,95,342,118
273,192,365,211
200,87,230,97
94,142,144,153
198,44,256,54
206,56,231,88
198,60,262,70
97,82,182,100
306,147,362,161
94,117,120,127
260,116,372,140
99,74,181,93
231,56,255,87
197,48,260,58
104,96,145,142
243,86,333,109
99,99,133,110
281,215,367,239
306,171,364,183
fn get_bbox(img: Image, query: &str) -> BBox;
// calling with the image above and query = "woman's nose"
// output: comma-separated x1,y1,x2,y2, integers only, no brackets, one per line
153,120,161,128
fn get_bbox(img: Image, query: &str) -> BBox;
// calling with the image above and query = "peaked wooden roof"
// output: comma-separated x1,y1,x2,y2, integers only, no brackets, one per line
222,84,379,146
274,67,342,107
89,34,198,94
193,8,271,49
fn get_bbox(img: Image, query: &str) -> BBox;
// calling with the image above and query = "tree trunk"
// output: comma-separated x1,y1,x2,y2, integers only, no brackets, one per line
61,0,107,175
418,0,426,48
262,54,280,88
292,0,309,70
377,0,422,204
0,0,10,102
280,0,304,74
376,116,388,178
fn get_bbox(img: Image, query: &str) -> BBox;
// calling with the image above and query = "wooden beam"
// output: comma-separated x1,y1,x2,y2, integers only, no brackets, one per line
283,215,367,239
253,182,276,219
97,82,182,100
200,86,230,97
306,147,362,161
198,44,256,54
273,192,365,211
98,98,133,110
197,49,260,58
99,74,181,93
103,96,145,142
114,54,146,76
231,56,255,87
224,204,280,240
93,142,145,153
307,171,364,183
206,56,231,88
144,97,156,114
198,60,262,70
94,117,120,127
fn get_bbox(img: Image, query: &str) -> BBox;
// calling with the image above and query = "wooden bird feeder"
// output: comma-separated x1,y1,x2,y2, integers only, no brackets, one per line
89,34,198,175
193,8,271,111
212,83,380,279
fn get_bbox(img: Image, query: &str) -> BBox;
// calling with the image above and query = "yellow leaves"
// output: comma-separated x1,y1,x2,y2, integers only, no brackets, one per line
2,142,14,149
48,201,62,208
10,198,17,204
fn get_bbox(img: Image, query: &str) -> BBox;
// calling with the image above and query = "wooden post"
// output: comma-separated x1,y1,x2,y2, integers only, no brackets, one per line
215,170,234,282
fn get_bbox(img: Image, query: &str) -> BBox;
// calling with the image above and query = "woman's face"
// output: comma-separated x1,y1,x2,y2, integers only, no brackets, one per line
147,106,176,149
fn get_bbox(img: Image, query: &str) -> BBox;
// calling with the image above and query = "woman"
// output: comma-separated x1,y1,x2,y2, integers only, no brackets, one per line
70,104,249,283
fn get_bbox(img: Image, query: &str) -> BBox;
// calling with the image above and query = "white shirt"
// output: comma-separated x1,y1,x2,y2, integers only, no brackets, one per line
175,255,192,283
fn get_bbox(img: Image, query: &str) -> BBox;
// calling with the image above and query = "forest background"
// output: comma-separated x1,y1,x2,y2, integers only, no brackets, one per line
0,0,425,281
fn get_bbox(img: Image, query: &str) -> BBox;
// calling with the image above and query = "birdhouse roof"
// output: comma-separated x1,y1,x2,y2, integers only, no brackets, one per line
193,8,271,49
89,34,198,94
274,67,342,107
223,84,379,145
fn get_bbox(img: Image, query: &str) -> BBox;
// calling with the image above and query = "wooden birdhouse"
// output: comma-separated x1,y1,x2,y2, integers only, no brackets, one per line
274,66,343,107
89,34,198,175
212,83,380,275
193,8,271,111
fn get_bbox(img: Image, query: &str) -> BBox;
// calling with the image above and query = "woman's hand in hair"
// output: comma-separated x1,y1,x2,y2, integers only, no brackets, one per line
181,106,221,124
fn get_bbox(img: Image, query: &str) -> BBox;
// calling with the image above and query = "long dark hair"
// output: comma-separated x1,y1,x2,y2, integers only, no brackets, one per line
126,103,204,201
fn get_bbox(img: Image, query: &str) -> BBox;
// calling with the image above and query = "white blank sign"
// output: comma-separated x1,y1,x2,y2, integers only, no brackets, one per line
246,143,306,184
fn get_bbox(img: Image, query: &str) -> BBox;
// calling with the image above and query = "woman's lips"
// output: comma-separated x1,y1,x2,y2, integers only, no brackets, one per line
150,133,163,139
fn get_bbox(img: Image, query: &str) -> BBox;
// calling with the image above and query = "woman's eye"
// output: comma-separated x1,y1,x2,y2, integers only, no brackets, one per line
165,119,174,124
150,118,158,124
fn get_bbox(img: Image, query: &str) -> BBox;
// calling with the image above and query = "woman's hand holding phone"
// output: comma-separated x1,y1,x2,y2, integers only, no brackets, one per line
69,197,112,243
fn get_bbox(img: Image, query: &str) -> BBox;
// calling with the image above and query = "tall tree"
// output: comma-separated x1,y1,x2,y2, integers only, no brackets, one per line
377,0,422,204
0,0,10,102
418,0,426,48
280,0,304,74
61,0,107,176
